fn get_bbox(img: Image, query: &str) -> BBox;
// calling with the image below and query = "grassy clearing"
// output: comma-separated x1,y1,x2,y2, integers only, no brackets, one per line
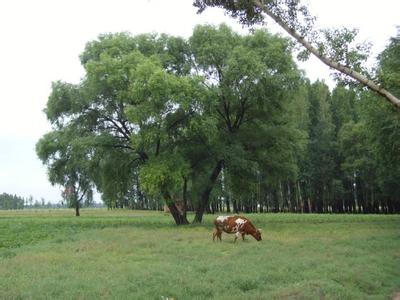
0,210,399,299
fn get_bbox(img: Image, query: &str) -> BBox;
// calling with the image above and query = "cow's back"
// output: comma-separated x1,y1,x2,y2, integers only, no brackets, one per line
215,215,249,233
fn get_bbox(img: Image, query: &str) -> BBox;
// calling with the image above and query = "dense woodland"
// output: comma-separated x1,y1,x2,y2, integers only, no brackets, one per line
36,23,400,223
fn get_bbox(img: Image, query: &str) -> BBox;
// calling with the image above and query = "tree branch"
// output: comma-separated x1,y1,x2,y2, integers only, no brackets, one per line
253,0,400,110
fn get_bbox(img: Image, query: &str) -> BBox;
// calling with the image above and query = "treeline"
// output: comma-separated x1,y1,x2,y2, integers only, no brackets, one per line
108,83,400,214
37,25,400,222
212,34,400,214
0,193,25,210
104,38,400,215
208,85,400,214
0,192,104,210
0,193,59,209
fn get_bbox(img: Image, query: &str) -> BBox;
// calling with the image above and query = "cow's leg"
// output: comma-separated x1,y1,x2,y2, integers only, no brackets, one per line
234,231,240,243
241,232,245,241
213,229,222,241
213,229,220,241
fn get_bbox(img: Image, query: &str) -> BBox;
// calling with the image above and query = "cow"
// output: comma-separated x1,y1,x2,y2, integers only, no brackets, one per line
212,215,262,242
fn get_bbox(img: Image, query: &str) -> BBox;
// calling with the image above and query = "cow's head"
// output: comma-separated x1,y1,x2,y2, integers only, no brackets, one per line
253,229,262,241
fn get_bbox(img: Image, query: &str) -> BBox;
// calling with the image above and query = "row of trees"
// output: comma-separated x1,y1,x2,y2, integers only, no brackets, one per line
210,78,400,215
0,192,103,210
0,194,56,209
0,193,25,210
37,24,400,223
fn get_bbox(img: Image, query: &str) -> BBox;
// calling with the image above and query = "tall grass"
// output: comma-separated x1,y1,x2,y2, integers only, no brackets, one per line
0,209,399,299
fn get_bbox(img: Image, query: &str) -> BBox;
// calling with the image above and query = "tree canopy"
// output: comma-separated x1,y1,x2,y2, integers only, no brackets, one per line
193,0,400,110
37,25,306,223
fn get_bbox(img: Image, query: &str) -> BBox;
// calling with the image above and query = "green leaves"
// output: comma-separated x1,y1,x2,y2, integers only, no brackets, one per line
319,28,371,82
190,24,238,71
38,23,319,216
139,155,189,198
45,81,82,127
378,38,400,96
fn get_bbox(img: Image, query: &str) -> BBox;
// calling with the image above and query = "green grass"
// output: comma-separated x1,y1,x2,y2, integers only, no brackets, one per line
0,209,399,299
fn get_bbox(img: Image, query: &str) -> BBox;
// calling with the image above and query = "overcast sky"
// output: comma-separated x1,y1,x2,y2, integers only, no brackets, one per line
0,0,398,203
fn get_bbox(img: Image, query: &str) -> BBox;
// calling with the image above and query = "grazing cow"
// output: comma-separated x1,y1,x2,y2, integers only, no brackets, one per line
213,215,262,242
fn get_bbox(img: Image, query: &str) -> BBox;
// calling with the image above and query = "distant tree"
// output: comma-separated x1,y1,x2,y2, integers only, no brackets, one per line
27,195,33,207
0,193,25,210
36,130,94,216
300,81,335,212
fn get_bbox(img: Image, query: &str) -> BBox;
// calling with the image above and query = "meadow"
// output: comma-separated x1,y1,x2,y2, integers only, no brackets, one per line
0,209,399,299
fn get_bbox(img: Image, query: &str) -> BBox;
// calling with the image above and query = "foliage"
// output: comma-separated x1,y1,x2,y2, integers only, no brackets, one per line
0,193,24,210
193,0,400,109
189,24,305,219
36,129,94,215
378,37,400,97
37,23,400,218
38,25,306,222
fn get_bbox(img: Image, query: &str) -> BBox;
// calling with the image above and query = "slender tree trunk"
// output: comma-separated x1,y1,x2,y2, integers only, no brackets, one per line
297,181,304,213
226,194,231,213
273,190,279,213
182,177,188,219
193,160,224,223
233,198,239,213
287,181,292,212
278,182,284,212
75,200,80,217
74,190,86,217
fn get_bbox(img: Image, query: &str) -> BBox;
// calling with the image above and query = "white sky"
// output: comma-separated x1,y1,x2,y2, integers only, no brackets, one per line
0,0,398,203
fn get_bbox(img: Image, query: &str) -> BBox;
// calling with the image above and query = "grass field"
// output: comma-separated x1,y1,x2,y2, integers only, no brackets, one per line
0,209,399,299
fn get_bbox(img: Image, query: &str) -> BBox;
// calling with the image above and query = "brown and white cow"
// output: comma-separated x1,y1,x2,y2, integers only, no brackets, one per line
213,215,262,242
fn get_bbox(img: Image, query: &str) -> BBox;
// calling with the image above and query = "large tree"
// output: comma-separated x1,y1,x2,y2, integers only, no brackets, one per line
193,0,400,110
189,24,304,222
37,26,305,223
37,33,198,222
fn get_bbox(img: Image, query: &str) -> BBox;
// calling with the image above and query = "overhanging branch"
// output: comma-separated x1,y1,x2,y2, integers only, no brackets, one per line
253,0,400,110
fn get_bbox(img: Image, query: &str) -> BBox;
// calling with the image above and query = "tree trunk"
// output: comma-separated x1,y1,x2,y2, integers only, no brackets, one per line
233,198,239,213
193,160,224,223
182,177,188,219
297,181,304,213
226,194,231,213
75,201,80,217
287,181,292,212
307,198,312,213
167,202,189,225
164,192,189,225
279,182,285,212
